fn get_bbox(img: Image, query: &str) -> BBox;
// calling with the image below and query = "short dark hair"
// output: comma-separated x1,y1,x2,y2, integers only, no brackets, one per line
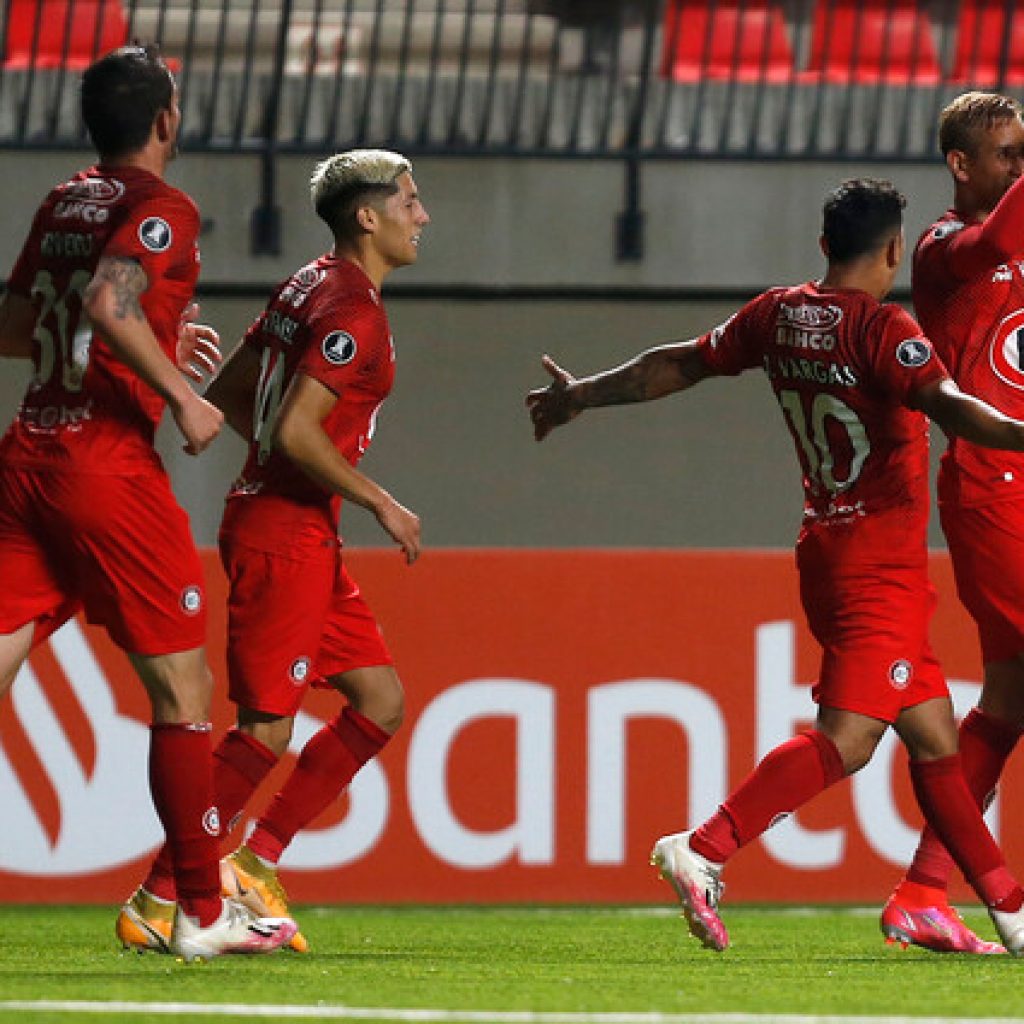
81,44,175,159
822,178,906,263
939,91,1024,157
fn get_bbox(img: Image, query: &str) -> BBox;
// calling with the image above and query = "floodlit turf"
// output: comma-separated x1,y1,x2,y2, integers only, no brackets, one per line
0,905,1022,1022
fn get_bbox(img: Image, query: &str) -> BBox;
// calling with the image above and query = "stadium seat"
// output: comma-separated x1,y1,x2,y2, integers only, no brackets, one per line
4,0,128,70
659,0,794,83
951,0,1024,87
801,0,941,84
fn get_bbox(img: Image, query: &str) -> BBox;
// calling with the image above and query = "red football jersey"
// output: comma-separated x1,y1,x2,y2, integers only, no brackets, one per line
913,204,1024,508
227,254,395,539
698,281,948,563
0,164,200,471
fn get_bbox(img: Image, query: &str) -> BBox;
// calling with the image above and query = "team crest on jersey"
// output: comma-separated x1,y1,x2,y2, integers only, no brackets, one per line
138,216,172,252
289,657,311,684
889,659,913,690
179,586,203,616
322,330,357,366
989,309,1024,391
201,806,221,837
932,219,964,240
896,337,932,368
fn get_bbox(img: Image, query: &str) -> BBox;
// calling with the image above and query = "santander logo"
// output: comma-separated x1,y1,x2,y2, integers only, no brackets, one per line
0,620,162,875
0,619,384,877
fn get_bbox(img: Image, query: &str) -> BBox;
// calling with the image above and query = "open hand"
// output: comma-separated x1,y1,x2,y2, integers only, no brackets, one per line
526,354,579,441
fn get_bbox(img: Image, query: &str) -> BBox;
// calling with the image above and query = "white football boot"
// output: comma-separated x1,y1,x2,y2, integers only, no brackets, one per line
169,897,297,962
650,829,729,952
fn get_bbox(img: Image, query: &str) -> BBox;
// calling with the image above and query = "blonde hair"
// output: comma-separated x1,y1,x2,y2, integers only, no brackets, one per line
939,91,1023,156
310,149,412,239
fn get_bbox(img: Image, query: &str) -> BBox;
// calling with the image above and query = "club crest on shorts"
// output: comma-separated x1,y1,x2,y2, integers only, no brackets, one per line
889,659,913,690
896,337,931,368
321,330,357,366
989,309,1024,391
180,586,203,616
138,216,172,252
289,656,311,684
202,806,221,837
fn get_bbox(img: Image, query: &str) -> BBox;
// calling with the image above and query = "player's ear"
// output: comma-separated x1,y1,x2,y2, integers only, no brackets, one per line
355,203,378,234
818,234,829,259
885,232,903,269
154,107,173,145
947,148,969,184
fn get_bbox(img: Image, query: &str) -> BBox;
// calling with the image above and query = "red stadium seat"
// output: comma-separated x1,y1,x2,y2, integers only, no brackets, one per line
802,0,941,84
951,0,1024,86
4,0,128,70
659,0,794,83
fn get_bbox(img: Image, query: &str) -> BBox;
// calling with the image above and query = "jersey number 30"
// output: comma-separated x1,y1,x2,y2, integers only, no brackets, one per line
30,269,92,392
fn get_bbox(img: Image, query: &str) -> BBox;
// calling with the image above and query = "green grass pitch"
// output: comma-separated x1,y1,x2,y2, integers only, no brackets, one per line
0,905,1022,1022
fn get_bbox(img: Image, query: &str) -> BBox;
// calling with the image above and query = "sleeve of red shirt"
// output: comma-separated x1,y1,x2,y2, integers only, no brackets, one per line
296,300,383,395
696,290,777,376
932,173,1024,280
102,189,200,285
868,304,950,407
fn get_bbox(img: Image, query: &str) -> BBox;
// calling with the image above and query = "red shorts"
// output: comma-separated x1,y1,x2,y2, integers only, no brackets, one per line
941,500,1024,664
220,530,392,717
0,464,207,655
798,541,948,722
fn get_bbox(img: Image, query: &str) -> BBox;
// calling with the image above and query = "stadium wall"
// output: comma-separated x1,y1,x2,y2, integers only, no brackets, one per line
0,152,952,548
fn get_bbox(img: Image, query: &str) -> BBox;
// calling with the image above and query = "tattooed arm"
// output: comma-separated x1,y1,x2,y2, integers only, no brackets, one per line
526,340,713,442
82,255,223,455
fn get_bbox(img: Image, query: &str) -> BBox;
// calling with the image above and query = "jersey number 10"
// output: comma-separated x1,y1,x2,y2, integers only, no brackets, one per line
777,389,869,497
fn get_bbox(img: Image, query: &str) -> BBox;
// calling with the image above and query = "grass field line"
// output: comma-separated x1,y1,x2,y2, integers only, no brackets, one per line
0,1002,1022,1024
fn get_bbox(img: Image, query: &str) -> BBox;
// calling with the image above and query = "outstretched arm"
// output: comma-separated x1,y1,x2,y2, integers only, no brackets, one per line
916,377,1024,450
526,339,712,442
274,372,421,564
941,173,1024,278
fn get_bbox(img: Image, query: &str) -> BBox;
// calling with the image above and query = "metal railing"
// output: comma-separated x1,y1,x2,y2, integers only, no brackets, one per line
0,1,1018,161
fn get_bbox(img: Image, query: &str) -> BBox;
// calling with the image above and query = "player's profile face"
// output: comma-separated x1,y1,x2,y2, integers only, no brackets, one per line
374,172,429,269
965,117,1024,211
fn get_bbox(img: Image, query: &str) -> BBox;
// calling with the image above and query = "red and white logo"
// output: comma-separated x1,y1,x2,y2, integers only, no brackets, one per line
202,807,221,837
289,657,311,685
889,659,913,690
989,309,1024,391
180,586,203,616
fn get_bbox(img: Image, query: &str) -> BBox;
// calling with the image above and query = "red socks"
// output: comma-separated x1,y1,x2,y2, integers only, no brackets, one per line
247,706,391,864
910,753,1023,911
692,729,845,863
907,708,1021,890
148,723,221,926
143,728,278,901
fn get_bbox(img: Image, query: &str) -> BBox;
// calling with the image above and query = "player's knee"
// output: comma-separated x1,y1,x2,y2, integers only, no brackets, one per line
380,688,404,735
135,649,213,723
237,711,294,757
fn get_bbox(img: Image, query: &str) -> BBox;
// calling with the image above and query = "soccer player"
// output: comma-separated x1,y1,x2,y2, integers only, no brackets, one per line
880,92,1024,954
0,45,295,961
527,178,1024,955
117,149,428,953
